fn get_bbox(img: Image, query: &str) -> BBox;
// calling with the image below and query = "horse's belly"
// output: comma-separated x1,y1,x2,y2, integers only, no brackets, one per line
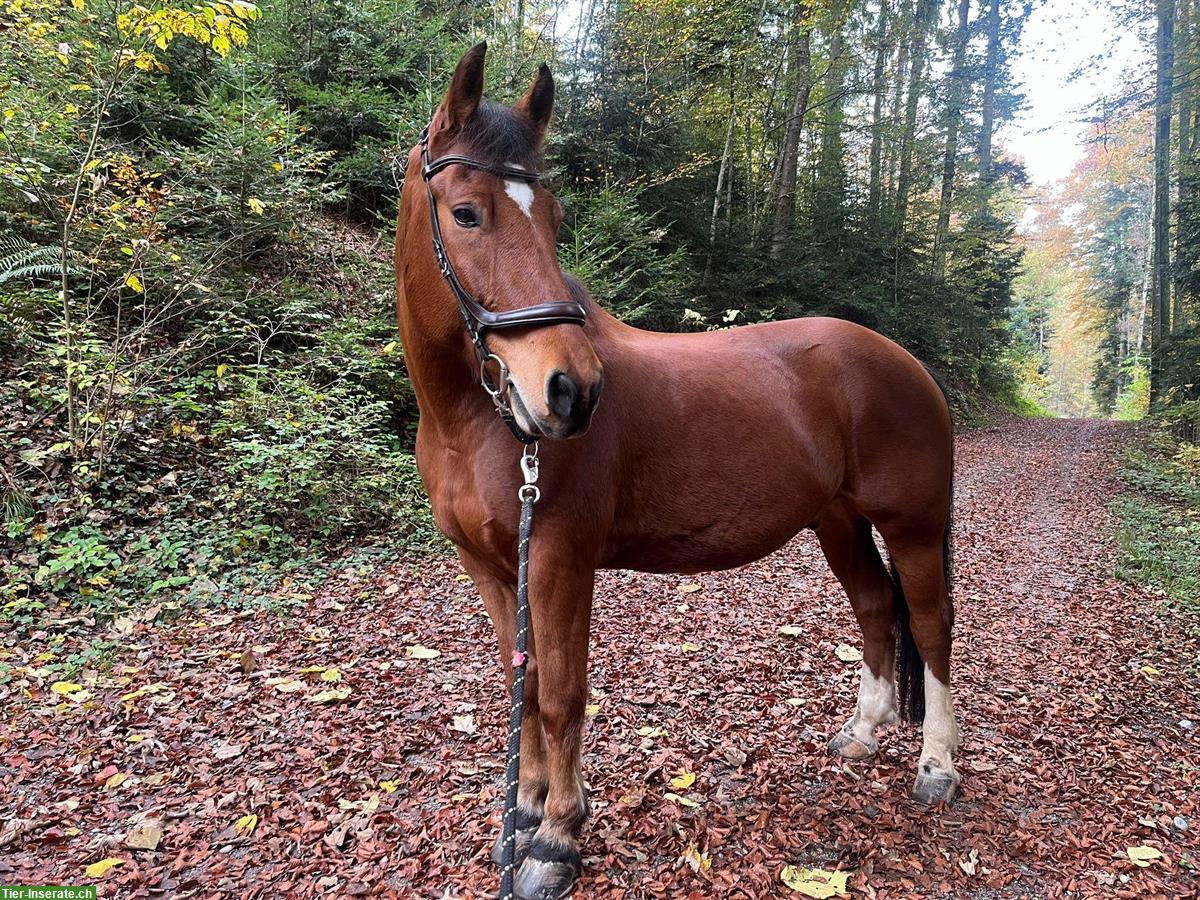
602,485,825,574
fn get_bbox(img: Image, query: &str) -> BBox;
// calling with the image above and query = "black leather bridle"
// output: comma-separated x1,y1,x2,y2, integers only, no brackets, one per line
418,125,587,443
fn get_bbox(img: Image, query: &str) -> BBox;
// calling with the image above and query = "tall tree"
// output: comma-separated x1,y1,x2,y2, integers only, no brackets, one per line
770,0,814,259
815,0,852,241
1152,0,1175,401
1175,0,1192,331
978,0,1002,212
883,0,914,211
893,0,936,234
867,0,893,220
934,0,973,274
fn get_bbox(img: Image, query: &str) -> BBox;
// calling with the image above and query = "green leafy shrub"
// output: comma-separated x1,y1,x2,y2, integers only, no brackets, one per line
216,368,435,544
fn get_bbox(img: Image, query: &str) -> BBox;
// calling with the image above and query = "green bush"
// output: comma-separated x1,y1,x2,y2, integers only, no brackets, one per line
215,368,435,544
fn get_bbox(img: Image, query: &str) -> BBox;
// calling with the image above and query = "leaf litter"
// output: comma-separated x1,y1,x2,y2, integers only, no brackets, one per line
1,419,1197,896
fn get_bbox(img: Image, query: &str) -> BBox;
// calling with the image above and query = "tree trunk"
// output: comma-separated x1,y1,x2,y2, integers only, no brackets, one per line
1152,0,1174,403
705,95,737,281
934,0,972,274
893,0,935,235
883,0,913,211
978,0,1002,214
815,1,850,241
867,0,892,219
1175,0,1191,331
770,0,813,259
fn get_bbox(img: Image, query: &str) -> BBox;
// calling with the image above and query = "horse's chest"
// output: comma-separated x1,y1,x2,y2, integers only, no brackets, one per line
416,440,514,561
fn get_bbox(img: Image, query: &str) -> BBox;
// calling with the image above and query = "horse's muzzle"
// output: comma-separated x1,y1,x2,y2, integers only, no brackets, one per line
527,368,602,438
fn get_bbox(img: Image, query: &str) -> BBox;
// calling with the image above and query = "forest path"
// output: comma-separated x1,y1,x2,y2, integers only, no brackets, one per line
2,418,1198,898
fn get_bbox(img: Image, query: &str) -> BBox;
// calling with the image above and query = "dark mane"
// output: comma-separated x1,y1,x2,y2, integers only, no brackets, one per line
459,100,542,171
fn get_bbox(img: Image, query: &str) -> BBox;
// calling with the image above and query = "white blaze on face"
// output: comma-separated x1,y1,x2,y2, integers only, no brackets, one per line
919,664,959,773
503,162,535,219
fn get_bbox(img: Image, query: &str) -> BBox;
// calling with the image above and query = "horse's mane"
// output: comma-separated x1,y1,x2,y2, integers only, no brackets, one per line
459,100,543,172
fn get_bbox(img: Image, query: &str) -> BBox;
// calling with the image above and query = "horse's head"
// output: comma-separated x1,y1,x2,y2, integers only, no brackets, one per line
401,43,603,439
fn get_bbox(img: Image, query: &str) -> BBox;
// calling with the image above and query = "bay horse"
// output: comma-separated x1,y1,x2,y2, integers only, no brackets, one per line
395,43,959,899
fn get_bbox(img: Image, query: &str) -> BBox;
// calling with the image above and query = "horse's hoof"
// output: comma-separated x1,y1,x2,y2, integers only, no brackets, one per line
491,825,538,870
513,843,582,900
911,769,959,805
828,730,877,760
491,809,542,869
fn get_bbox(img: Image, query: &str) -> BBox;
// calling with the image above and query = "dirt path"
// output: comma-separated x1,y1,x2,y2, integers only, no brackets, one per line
2,418,1198,898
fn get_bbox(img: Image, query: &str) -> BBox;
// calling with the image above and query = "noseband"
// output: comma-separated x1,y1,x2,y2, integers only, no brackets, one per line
418,126,587,444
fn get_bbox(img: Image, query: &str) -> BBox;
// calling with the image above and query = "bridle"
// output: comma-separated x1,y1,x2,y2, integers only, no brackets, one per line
418,125,587,445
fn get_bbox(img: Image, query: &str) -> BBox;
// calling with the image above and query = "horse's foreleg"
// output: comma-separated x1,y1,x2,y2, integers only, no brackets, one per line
457,550,549,869
513,555,593,900
815,503,898,760
886,537,960,804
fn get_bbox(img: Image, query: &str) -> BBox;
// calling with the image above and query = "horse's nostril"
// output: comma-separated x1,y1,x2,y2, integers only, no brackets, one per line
546,371,581,419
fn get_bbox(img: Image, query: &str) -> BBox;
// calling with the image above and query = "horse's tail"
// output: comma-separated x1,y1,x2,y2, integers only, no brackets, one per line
894,364,955,724
892,561,925,723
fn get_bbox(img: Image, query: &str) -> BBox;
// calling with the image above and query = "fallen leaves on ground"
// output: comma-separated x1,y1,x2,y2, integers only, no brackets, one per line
2,420,1198,897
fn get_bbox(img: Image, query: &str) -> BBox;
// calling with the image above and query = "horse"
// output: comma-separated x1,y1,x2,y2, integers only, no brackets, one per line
394,42,959,900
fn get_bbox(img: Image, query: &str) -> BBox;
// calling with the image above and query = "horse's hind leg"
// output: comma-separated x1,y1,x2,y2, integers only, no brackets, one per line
457,550,549,870
882,533,960,804
815,501,899,760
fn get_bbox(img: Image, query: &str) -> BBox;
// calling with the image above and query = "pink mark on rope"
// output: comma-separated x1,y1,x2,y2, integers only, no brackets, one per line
512,651,527,667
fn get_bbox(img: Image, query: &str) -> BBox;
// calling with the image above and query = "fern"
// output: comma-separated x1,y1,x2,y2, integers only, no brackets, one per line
0,235,78,284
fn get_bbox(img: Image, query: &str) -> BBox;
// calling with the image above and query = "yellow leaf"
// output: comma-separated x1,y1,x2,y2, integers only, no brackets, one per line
85,857,123,878
272,162,283,171
678,583,702,593
1140,665,1162,677
780,866,850,897
669,772,696,790
636,725,665,738
663,792,701,809
320,668,341,682
234,813,257,836
381,340,398,356
585,704,601,716
680,642,701,653
406,645,440,660
310,686,352,704
265,677,304,693
1126,845,1164,867
681,841,712,873
104,772,127,790
379,780,399,793
779,625,803,636
216,363,229,378
834,643,863,663
247,197,265,215
51,681,84,695
125,274,143,293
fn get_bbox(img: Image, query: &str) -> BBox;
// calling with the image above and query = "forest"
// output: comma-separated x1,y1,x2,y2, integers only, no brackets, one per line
3,0,1200,895
1,0,1195,602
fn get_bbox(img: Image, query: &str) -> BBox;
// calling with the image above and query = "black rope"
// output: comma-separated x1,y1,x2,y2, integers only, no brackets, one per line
498,491,535,900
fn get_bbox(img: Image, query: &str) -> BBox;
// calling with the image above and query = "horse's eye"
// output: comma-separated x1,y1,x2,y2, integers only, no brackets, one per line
452,206,479,228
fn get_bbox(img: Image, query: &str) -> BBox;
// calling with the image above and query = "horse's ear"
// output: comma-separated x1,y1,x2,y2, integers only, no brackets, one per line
514,63,554,142
431,42,487,141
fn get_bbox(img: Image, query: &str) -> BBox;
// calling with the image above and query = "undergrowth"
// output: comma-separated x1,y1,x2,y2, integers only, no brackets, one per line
1114,428,1200,610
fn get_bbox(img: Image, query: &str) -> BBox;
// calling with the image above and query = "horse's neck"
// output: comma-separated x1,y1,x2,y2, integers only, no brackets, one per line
397,289,483,441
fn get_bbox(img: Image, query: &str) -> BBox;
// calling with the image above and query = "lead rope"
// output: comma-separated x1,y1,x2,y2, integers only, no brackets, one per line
499,443,540,900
